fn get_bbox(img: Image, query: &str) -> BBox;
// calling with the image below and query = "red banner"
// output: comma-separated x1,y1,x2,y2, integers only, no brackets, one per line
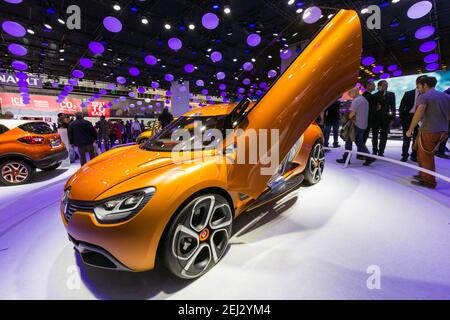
0,93,82,114
87,101,110,117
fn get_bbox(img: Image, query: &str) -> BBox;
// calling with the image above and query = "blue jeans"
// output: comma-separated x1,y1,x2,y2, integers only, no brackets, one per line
344,126,370,158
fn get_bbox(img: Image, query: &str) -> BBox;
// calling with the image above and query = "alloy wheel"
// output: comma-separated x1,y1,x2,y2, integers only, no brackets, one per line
1,162,29,184
309,143,325,184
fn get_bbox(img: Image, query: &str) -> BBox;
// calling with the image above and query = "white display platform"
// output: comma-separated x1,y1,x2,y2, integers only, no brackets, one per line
0,141,449,299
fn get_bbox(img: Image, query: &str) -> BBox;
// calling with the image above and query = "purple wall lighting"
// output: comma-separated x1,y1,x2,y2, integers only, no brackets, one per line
419,40,437,53
2,20,26,37
202,13,219,30
103,16,123,33
424,53,439,64
303,6,322,24
16,72,28,80
99,89,107,95
407,1,433,19
415,25,435,40
393,70,403,77
387,64,398,72
380,73,390,79
68,78,78,86
137,87,146,94
362,56,376,66
8,43,27,56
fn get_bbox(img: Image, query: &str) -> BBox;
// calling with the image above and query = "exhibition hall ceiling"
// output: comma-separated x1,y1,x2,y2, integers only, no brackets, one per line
0,0,449,95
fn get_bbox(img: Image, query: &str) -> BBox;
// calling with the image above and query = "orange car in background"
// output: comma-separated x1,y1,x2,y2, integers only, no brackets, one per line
61,9,362,279
0,120,68,185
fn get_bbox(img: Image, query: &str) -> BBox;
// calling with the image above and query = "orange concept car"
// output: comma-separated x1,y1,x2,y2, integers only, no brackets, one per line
61,10,362,279
0,120,68,185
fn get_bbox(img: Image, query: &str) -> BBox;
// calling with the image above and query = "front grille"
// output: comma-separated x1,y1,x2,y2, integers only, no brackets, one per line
64,199,94,222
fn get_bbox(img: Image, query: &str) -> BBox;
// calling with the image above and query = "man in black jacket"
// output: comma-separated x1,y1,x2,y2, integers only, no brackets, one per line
372,80,396,157
362,81,376,145
399,76,427,162
323,100,341,148
68,112,98,166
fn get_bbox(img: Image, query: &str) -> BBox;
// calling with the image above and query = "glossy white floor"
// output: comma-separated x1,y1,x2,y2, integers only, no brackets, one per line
0,140,449,300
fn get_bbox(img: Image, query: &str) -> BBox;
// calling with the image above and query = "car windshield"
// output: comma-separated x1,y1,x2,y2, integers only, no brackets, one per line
141,116,228,152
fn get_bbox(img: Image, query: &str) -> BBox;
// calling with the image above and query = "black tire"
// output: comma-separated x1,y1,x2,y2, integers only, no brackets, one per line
162,194,233,279
0,159,36,186
41,162,62,171
303,141,325,185
138,138,148,145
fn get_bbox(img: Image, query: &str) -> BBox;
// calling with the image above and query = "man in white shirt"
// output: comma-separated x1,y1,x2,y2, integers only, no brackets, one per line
399,75,427,162
131,118,142,141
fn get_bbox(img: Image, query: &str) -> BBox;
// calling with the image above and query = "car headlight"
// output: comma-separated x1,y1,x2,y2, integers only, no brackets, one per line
94,187,156,223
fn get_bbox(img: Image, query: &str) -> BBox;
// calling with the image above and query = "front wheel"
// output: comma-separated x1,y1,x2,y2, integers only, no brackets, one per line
0,160,36,185
162,194,233,279
303,141,325,185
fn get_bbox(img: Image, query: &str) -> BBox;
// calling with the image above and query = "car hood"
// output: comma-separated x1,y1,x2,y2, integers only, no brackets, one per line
67,146,174,200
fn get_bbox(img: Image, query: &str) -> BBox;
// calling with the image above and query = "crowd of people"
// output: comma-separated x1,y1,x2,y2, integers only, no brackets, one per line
320,77,450,189
63,107,174,166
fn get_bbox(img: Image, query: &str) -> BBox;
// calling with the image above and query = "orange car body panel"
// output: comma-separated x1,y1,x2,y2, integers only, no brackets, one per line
62,9,362,272
0,126,66,162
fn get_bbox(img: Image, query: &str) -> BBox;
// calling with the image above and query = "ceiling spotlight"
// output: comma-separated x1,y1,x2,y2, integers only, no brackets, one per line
164,23,171,30
328,14,334,19
113,4,121,11
233,58,237,62
361,8,369,14
296,8,303,14
268,55,272,59
103,63,108,66
59,49,64,52
188,23,195,30
288,0,295,5
207,48,212,52
59,58,64,61
57,18,65,24
44,23,52,29
251,58,256,62
27,28,35,34
392,0,400,3
141,17,149,24
224,6,231,14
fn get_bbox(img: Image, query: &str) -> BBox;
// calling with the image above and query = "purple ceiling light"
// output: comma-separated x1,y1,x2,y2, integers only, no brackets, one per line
12,60,27,71
88,41,105,55
4,0,24,3
107,83,116,90
219,83,226,90
164,74,174,82
243,78,251,85
116,76,127,84
184,64,195,73
129,67,140,76
247,33,261,47
137,87,146,94
68,79,78,86
145,55,157,65
99,89,107,95
1,21,26,37
425,63,439,71
268,69,277,78
103,16,122,33
128,92,135,98
362,56,376,66
8,43,27,56
201,89,208,95
210,51,222,62
280,49,292,60
179,86,186,92
380,73,390,79
407,1,432,19
393,70,403,77
202,13,219,30
424,53,439,64
387,64,398,72
196,79,204,87
151,81,159,89
372,65,384,73
79,58,94,68
72,69,84,78
216,72,225,80
168,37,182,51
243,62,253,71
419,40,437,52
303,6,322,24
415,25,435,40
16,72,28,80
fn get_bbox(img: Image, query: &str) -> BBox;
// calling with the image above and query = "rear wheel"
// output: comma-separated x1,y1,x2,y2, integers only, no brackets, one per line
0,160,35,185
163,194,233,279
41,162,62,171
303,141,325,185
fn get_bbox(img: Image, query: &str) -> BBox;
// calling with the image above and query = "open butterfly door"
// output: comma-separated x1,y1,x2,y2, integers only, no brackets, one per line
227,9,362,198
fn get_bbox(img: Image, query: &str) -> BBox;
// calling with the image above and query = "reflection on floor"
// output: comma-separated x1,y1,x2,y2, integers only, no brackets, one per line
0,140,449,300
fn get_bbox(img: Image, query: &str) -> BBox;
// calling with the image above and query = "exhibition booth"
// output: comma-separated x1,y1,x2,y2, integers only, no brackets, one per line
0,0,449,301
